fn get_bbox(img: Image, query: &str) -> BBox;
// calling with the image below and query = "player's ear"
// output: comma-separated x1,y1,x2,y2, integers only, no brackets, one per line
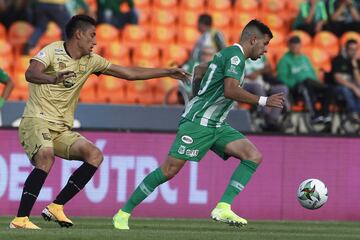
75,29,82,40
250,35,257,46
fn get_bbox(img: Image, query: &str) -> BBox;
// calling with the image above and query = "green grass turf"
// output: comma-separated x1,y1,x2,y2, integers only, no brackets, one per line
0,216,360,240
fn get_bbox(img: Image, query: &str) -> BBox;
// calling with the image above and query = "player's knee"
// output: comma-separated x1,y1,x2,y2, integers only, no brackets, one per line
248,150,262,165
33,148,55,173
86,147,103,167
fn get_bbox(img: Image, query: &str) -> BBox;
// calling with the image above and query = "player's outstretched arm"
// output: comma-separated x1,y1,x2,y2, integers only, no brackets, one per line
224,77,284,108
103,64,191,83
25,60,76,84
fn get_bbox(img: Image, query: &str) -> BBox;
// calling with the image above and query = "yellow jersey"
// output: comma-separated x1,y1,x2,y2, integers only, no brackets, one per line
23,41,111,128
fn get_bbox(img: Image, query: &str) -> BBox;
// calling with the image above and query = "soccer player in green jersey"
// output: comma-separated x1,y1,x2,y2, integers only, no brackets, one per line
113,19,285,230
9,14,190,230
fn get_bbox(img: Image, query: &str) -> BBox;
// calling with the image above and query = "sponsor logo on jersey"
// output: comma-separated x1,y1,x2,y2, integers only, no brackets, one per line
181,135,193,144
227,65,238,74
79,64,87,73
230,56,240,66
42,133,51,141
178,145,186,154
186,149,199,157
54,48,63,53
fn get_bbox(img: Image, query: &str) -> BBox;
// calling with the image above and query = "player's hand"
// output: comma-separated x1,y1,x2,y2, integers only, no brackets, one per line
168,68,192,84
266,92,285,108
53,71,76,84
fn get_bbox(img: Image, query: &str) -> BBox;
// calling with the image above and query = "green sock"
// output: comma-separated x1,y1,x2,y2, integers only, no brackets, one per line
220,160,258,205
122,167,167,213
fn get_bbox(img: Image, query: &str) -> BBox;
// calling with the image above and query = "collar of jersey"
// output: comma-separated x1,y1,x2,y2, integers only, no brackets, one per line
233,43,245,55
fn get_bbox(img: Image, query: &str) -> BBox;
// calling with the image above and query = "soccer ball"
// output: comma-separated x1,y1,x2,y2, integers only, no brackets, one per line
297,178,328,210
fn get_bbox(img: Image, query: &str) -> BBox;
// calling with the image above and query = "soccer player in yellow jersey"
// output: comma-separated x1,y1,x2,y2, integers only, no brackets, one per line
9,14,190,229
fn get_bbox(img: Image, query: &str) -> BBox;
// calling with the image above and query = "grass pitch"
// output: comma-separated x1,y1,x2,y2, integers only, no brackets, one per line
1,217,359,240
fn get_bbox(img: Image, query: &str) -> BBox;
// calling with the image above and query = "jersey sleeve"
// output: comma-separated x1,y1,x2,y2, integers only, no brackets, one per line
89,53,112,74
223,54,244,81
0,68,9,83
31,44,53,68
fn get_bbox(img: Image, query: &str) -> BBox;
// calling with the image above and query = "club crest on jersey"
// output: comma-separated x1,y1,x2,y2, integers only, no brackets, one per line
59,62,66,70
181,135,193,144
230,56,240,66
178,145,186,154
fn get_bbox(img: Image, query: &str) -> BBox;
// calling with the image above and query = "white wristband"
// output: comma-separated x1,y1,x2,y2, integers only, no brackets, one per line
258,96,268,107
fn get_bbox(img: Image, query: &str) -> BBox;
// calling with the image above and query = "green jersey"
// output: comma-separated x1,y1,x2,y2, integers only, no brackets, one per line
182,43,246,128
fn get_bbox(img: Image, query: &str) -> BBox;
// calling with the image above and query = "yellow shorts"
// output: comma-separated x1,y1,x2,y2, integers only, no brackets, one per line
19,117,85,160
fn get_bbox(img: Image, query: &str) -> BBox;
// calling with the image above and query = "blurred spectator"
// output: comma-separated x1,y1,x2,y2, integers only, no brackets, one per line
0,0,32,29
97,0,138,29
292,0,328,36
326,0,360,37
0,67,14,110
187,14,226,64
66,0,95,18
243,56,291,131
23,0,71,55
330,39,360,122
277,36,333,124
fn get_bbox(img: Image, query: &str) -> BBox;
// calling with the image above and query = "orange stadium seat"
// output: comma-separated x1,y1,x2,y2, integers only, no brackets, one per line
313,31,339,58
121,25,148,48
150,26,176,48
261,0,286,12
156,77,180,104
176,26,200,51
8,21,34,57
262,14,285,33
103,41,130,59
232,12,257,32
234,0,259,12
285,0,305,20
211,11,232,32
38,22,61,48
161,44,189,67
138,8,151,27
14,55,31,72
178,10,201,28
151,9,177,27
79,74,98,103
96,24,120,49
9,69,29,101
133,42,160,61
152,0,178,11
207,0,231,12
180,0,205,12
289,30,312,48
0,23,6,40
0,56,12,73
134,0,151,10
304,46,331,73
340,31,360,46
97,75,127,103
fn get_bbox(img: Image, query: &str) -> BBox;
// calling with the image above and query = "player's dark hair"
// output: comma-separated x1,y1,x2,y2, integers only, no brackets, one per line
198,14,212,27
65,14,96,39
346,39,358,49
240,19,273,41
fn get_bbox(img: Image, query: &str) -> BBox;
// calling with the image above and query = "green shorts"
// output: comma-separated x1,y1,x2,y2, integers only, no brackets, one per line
169,118,246,162
0,68,9,83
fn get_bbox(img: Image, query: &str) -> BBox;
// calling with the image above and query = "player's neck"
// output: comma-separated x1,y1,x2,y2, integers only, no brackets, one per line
238,41,250,59
64,41,83,60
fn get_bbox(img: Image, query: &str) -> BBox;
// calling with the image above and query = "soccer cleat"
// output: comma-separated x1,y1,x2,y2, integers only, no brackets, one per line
113,209,130,230
42,203,73,228
9,217,41,229
210,202,247,227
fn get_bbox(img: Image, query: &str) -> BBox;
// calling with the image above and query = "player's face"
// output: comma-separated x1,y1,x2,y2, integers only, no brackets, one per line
79,25,97,55
250,34,271,60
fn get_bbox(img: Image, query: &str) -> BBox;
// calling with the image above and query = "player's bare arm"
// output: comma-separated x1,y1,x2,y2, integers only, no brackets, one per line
1,75,14,100
103,64,191,82
25,60,76,84
192,62,208,97
224,77,284,108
